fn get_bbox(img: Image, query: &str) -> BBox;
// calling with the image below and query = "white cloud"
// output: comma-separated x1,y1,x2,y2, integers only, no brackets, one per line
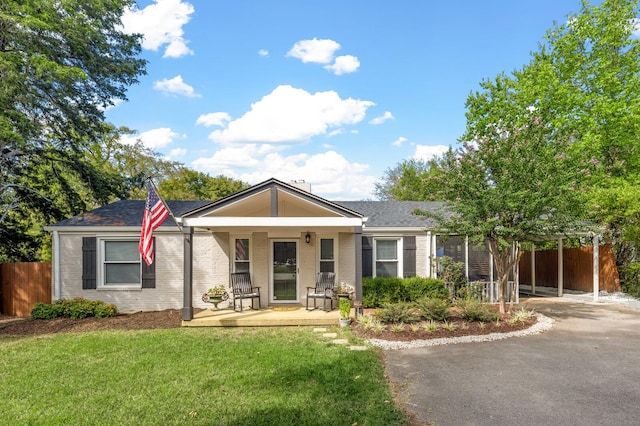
369,111,394,125
392,137,408,147
196,112,232,127
122,0,195,58
258,49,269,56
119,127,180,149
207,85,374,143
153,75,199,97
192,148,375,199
286,38,340,63
168,147,187,158
324,55,360,75
412,144,449,161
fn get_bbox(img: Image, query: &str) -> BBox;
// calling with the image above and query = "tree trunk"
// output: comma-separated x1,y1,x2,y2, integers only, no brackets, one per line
487,238,522,314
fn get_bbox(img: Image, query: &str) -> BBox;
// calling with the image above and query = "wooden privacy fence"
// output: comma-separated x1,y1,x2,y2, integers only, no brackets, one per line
519,245,620,293
1,262,52,317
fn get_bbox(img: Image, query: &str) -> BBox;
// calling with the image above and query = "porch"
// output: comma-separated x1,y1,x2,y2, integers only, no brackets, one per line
182,306,342,327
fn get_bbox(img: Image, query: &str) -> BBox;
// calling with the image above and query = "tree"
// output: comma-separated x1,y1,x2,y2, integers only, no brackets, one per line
533,0,640,295
374,158,444,201
158,170,249,201
0,0,146,261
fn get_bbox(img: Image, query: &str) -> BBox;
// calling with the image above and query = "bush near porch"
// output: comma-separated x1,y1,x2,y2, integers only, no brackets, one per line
362,276,450,308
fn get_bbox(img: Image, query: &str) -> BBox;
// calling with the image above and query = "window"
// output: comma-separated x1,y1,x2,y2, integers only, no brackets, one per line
319,238,334,273
101,240,141,287
375,238,401,277
234,238,250,273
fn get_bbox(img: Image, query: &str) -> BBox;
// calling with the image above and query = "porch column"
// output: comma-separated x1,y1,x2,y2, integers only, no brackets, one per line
425,231,432,278
593,234,600,302
464,236,469,281
182,226,194,321
355,226,363,303
558,238,563,297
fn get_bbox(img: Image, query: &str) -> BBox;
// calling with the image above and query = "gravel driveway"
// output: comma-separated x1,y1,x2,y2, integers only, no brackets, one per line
382,297,640,426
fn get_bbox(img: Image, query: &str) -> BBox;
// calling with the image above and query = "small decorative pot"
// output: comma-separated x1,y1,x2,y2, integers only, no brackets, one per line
339,317,351,327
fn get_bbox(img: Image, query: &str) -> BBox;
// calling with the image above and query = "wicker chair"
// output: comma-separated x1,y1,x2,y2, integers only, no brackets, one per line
306,272,336,311
230,272,261,312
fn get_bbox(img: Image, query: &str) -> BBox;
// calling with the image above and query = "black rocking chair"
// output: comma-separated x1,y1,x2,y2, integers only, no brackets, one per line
306,272,336,311
230,272,261,312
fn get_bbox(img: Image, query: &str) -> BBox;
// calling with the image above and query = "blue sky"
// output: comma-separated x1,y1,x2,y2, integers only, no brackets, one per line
107,0,591,200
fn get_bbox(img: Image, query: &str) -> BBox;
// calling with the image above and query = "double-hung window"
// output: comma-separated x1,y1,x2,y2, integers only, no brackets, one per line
101,239,141,288
319,238,335,273
374,238,401,278
234,238,250,273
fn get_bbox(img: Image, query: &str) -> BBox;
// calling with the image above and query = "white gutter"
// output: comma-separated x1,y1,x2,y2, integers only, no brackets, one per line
52,230,61,300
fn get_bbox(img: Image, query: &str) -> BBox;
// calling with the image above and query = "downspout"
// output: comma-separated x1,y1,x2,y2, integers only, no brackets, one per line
53,230,61,300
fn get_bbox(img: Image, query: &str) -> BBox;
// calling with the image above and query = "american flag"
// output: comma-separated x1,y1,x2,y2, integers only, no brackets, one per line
139,182,170,265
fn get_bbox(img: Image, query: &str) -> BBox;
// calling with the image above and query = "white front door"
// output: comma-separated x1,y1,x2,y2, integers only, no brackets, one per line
271,240,298,303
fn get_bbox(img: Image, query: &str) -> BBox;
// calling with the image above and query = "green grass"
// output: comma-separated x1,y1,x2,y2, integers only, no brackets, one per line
0,327,406,425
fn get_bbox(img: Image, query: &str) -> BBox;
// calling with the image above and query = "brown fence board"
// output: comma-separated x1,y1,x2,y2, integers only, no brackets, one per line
0,262,52,317
519,245,620,293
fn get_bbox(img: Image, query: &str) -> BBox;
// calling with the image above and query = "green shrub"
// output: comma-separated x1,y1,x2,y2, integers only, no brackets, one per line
455,282,485,301
455,298,500,322
31,298,117,320
375,302,421,323
362,277,405,308
404,277,450,301
414,297,450,321
31,302,58,319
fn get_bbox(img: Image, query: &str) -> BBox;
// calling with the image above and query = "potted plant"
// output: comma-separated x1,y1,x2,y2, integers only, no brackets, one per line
335,281,355,300
338,297,352,327
202,285,229,310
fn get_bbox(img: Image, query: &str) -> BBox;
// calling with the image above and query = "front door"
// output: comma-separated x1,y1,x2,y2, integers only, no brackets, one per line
271,240,298,302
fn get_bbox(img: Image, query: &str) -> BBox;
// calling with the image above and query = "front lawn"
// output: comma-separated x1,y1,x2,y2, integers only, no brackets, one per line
0,327,406,425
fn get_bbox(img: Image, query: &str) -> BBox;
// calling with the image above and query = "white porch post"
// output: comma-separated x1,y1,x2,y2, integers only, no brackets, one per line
531,243,536,295
593,234,600,302
355,226,363,304
464,236,469,281
426,231,432,278
489,251,495,303
558,238,563,297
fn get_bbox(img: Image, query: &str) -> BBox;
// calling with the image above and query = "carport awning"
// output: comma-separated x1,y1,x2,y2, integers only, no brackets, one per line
180,216,364,228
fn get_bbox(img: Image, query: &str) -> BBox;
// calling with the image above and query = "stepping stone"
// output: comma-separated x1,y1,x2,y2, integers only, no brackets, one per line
313,328,327,333
322,332,337,338
349,345,368,351
332,339,349,345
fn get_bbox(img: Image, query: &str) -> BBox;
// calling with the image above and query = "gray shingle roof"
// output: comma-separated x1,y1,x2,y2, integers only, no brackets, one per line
334,201,444,228
49,198,445,229
50,200,210,227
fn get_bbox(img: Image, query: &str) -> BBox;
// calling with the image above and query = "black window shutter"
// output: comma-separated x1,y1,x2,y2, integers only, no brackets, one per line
362,236,373,278
403,236,417,278
82,237,97,289
142,238,156,288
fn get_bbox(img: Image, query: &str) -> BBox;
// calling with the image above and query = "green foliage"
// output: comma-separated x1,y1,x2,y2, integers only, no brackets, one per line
374,158,444,201
31,298,117,320
455,298,500,322
158,170,249,201
375,302,421,324
0,0,146,262
414,297,450,321
435,255,467,288
455,282,486,301
339,297,351,319
620,261,640,298
403,276,450,300
362,277,405,307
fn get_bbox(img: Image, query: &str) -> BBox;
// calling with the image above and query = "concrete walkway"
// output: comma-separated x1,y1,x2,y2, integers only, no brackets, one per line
383,296,640,426
182,306,341,327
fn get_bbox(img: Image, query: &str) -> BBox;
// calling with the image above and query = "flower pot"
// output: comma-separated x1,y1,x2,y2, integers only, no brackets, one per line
339,318,351,327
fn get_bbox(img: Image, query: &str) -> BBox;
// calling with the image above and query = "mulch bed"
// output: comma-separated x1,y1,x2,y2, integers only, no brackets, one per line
350,316,537,342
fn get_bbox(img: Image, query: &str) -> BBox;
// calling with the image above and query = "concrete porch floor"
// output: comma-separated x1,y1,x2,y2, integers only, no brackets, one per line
182,306,342,327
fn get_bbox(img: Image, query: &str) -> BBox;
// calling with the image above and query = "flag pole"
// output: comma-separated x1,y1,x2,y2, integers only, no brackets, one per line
146,177,186,236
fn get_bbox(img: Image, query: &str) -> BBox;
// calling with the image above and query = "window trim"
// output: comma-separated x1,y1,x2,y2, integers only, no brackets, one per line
373,237,403,278
317,235,338,274
231,236,252,274
97,236,142,290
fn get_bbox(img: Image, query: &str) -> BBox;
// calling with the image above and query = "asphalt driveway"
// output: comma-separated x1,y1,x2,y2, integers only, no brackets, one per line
382,297,640,426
